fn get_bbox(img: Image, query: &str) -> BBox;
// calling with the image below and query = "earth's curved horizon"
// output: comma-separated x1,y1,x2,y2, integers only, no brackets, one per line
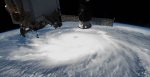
0,22,150,77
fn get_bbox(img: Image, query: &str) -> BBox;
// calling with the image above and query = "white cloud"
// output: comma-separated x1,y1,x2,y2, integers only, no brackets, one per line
1,22,150,77
8,25,115,65
114,23,150,35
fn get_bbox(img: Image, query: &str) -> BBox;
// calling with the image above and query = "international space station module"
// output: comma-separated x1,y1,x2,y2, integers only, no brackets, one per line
4,0,114,37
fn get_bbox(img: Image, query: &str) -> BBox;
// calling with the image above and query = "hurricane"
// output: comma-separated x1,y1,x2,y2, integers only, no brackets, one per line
0,22,150,77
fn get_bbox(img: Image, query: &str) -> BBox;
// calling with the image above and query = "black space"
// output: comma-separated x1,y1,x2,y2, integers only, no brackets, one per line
0,0,150,32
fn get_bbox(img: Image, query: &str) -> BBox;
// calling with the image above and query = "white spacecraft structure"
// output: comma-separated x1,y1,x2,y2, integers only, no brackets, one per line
4,0,114,37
